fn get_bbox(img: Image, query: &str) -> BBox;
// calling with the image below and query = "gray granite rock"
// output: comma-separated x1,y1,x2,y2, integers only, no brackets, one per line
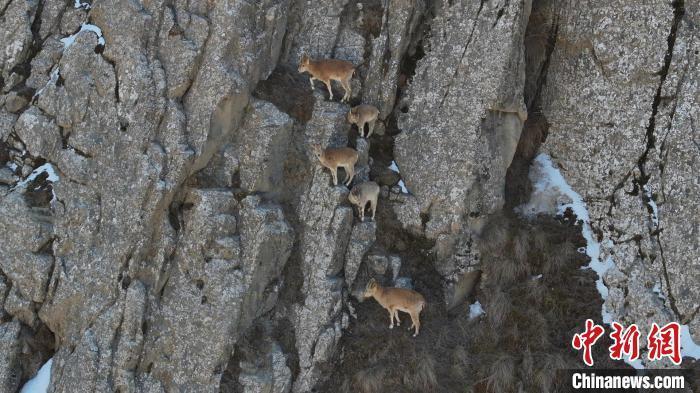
344,221,376,285
0,189,54,304
540,0,700,344
291,94,354,392
394,0,530,288
4,286,36,327
0,0,37,89
238,100,293,193
285,0,349,65
367,254,389,276
0,321,22,393
238,342,292,393
362,0,426,118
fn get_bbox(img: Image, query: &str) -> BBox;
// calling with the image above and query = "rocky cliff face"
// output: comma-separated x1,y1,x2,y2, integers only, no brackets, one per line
0,0,698,392
540,0,700,344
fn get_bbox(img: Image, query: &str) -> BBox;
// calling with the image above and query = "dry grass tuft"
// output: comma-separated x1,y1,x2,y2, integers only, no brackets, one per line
486,355,517,393
352,364,386,393
404,352,438,391
319,206,620,392
486,288,511,329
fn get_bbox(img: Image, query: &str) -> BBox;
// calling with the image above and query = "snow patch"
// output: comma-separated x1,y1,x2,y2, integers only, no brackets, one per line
643,185,659,228
469,301,485,320
17,163,59,187
652,283,666,301
517,154,615,322
33,68,60,99
388,161,400,173
397,180,409,194
388,161,409,193
518,154,661,367
14,163,60,208
49,189,59,209
20,358,52,393
74,0,91,9
61,24,105,49
681,325,700,360
623,357,645,370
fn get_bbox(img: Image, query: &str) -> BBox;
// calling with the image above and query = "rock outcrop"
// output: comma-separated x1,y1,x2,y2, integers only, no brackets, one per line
540,0,700,342
394,0,530,302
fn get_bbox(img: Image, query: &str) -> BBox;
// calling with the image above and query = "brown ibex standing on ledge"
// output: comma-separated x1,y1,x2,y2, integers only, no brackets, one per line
348,181,380,222
363,278,426,337
310,143,358,186
347,104,380,138
298,54,355,102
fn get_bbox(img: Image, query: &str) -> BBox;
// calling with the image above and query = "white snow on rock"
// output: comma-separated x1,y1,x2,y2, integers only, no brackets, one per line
14,163,60,208
513,154,700,368
20,358,52,393
643,185,659,228
623,357,645,370
74,0,91,9
397,180,409,194
16,163,59,187
517,154,615,323
681,325,700,360
517,154,648,366
388,161,409,193
61,24,105,49
388,161,400,173
33,68,60,99
652,283,666,301
468,301,485,320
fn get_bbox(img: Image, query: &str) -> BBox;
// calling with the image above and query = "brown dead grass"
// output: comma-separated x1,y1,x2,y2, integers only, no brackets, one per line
321,210,629,393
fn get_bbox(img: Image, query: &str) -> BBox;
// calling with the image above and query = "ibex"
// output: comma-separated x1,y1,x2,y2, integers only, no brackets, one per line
348,181,379,222
347,104,380,138
298,54,355,102
310,143,358,186
363,278,426,337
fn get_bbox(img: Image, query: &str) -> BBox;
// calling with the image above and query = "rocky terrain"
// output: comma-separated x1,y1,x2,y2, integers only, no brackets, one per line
0,0,698,392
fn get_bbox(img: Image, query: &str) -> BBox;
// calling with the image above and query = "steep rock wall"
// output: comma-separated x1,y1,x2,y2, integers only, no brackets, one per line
540,0,700,343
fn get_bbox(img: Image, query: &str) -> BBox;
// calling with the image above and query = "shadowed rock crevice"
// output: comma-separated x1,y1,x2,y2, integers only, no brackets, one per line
505,0,558,208
0,303,56,392
318,187,443,392
538,0,700,349
634,0,685,322
252,64,316,123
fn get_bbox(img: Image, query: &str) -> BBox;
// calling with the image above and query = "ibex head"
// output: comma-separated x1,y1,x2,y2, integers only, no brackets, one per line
298,54,310,73
363,278,379,299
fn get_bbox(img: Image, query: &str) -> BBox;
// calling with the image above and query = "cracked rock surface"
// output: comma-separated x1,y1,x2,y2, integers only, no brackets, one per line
540,0,700,342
